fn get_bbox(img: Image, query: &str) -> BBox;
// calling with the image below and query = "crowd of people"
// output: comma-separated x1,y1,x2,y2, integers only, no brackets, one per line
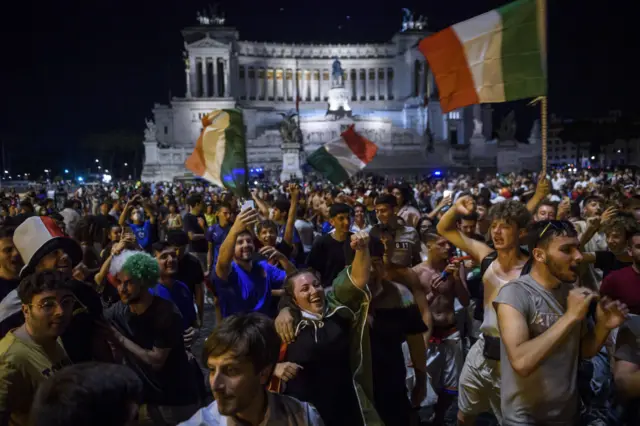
0,167,639,426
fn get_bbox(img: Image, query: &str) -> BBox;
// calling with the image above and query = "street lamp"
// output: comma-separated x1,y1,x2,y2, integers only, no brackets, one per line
124,163,128,167
95,159,99,163
591,156,596,160
105,169,109,173
64,169,69,174
3,171,7,174
98,166,101,170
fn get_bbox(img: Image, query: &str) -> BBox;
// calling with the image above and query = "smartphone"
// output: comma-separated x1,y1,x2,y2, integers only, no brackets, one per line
242,200,255,211
443,190,453,199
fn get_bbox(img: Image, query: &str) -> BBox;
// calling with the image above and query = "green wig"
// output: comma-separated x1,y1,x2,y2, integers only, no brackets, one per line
121,252,160,288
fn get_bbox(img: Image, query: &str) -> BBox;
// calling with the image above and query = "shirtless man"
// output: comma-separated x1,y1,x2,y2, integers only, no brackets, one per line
437,195,531,425
413,233,469,424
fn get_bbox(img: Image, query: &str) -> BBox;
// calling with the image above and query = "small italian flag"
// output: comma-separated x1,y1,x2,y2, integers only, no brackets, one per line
185,109,248,197
307,125,378,184
419,0,547,113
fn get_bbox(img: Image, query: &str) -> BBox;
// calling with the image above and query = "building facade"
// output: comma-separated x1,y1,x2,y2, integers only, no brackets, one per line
141,11,500,182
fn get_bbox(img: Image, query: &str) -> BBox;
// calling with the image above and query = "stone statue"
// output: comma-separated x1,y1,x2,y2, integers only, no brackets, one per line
472,118,483,137
331,58,344,88
183,51,190,71
144,119,157,141
278,112,302,145
196,4,225,26
401,8,427,32
497,111,517,142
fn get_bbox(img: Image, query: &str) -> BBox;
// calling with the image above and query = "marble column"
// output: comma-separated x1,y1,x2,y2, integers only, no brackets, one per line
224,59,229,97
202,58,209,98
419,62,426,97
302,70,308,101
375,68,380,100
185,59,192,98
381,68,387,100
264,67,268,100
244,66,250,100
284,69,289,101
356,69,361,100
317,70,321,101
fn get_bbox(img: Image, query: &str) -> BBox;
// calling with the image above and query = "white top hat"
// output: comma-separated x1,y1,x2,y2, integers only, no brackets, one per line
13,216,82,278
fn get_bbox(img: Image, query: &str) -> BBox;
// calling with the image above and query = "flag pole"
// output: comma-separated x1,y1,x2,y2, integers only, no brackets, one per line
538,0,548,177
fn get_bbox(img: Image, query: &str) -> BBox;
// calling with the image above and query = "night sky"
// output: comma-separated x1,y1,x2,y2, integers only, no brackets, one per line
0,0,636,175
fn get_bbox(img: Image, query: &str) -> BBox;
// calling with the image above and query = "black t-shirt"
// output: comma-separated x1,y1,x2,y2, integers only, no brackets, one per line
184,213,208,253
0,278,19,304
306,233,354,288
61,281,104,363
104,297,198,405
176,253,205,296
594,251,632,279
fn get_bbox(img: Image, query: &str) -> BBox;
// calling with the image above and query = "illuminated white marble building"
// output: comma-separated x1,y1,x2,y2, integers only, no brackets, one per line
141,10,500,182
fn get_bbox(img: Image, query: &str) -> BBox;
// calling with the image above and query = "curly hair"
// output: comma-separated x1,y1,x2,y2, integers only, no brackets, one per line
110,250,159,288
488,200,532,230
122,252,160,288
601,212,639,239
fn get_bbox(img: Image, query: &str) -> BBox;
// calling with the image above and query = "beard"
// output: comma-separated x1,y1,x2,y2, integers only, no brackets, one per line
547,257,578,284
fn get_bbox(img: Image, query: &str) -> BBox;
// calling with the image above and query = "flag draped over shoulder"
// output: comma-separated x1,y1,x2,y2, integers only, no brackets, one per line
185,109,248,197
418,0,547,113
307,125,378,184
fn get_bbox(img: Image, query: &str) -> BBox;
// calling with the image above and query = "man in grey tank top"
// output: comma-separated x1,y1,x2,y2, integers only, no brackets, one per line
494,220,628,425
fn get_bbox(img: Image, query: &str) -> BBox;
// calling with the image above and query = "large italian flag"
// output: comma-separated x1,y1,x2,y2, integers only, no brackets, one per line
419,0,547,113
185,109,248,197
307,125,378,184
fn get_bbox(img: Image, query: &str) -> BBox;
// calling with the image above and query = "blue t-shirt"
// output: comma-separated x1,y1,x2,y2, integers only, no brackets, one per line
129,221,152,250
149,280,196,331
321,221,334,235
212,260,286,318
206,224,231,265
276,223,301,245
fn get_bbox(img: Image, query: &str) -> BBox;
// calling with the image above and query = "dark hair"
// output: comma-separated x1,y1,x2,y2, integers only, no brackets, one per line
375,194,397,208
187,194,203,208
257,218,276,232
353,202,366,212
21,201,34,212
602,212,639,240
166,230,189,247
63,200,75,209
488,200,532,230
152,241,173,254
527,220,578,253
274,199,290,215
391,184,415,207
329,203,350,218
459,212,479,222
202,313,280,374
536,200,558,214
30,362,143,426
17,270,74,304
217,202,232,212
0,226,15,239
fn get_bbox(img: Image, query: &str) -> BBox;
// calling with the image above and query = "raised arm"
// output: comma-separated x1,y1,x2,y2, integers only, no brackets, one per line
283,184,299,247
215,208,259,281
119,195,139,226
251,190,270,219
349,231,371,290
525,176,550,214
436,195,493,264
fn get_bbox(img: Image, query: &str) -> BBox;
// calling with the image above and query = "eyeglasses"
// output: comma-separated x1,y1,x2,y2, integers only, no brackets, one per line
29,295,77,314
